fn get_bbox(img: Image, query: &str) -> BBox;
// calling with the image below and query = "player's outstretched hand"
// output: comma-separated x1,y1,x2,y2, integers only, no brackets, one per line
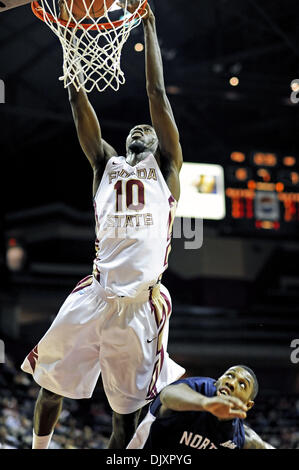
203,396,248,420
117,0,151,19
58,0,69,20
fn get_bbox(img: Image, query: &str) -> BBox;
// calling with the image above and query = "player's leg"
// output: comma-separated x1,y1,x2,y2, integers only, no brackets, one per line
21,276,104,449
32,387,64,449
100,289,183,449
107,408,142,449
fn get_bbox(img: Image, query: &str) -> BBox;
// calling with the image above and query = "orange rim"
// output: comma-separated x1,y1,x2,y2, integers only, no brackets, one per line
31,0,148,31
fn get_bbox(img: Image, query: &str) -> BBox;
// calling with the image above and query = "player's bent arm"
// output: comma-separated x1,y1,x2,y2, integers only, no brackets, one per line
159,383,247,420
160,383,211,413
142,8,183,175
243,424,275,449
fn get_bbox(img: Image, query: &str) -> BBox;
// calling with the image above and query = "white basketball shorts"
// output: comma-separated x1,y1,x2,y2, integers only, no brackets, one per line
21,275,185,414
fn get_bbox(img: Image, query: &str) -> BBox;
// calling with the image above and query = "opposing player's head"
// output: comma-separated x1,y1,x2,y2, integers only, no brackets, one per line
126,124,159,161
215,365,258,412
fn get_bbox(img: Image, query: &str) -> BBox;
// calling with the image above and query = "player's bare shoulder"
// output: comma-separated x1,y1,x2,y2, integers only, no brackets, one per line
243,424,275,449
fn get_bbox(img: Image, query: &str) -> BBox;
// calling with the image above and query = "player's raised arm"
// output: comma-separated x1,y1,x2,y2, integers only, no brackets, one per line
60,1,117,180
243,424,276,449
142,4,183,170
68,84,111,167
118,1,182,199
68,84,117,177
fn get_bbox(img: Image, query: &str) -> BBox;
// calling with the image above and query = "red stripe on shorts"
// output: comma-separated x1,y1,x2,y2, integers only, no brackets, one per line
71,275,93,294
27,345,38,373
146,347,165,401
160,292,172,318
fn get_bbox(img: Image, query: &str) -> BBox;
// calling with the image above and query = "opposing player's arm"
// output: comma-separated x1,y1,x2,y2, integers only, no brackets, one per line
159,383,248,421
243,424,275,449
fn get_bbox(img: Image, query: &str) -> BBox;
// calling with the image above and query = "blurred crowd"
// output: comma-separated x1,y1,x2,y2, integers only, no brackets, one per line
0,352,298,449
0,353,112,449
246,392,299,449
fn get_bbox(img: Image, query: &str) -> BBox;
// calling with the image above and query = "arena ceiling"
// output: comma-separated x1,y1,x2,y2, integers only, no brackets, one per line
1,0,299,212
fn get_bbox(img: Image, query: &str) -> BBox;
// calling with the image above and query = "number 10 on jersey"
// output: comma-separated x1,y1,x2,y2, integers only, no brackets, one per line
114,179,145,212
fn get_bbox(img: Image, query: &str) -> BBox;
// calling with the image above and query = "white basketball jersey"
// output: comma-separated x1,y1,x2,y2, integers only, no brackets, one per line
93,154,177,297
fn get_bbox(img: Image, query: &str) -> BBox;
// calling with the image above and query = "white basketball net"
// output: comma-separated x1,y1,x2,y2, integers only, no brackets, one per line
34,0,147,92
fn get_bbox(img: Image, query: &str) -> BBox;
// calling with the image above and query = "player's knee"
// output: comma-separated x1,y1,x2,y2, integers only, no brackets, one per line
111,411,140,448
112,411,126,429
40,388,63,404
112,410,140,430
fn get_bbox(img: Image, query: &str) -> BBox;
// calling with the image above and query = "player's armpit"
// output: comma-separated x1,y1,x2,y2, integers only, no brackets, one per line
243,424,276,449
160,162,181,202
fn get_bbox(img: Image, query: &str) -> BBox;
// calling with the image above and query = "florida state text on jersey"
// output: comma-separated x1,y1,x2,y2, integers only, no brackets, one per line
93,154,177,298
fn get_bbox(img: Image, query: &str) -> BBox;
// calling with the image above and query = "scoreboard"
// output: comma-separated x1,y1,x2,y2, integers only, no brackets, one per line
176,154,299,238
225,151,299,236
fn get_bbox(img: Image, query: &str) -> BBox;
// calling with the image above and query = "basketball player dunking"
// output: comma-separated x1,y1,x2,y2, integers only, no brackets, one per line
21,1,186,449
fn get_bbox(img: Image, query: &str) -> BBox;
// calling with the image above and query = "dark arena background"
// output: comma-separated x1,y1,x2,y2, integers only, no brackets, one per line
0,0,299,451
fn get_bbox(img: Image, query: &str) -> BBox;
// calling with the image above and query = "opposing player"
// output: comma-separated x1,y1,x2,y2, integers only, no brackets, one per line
127,365,275,449
20,0,186,449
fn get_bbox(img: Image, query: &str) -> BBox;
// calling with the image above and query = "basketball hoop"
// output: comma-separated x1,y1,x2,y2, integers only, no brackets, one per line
31,0,148,92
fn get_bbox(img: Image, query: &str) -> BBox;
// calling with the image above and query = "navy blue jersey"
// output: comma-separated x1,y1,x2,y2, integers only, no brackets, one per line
143,377,245,450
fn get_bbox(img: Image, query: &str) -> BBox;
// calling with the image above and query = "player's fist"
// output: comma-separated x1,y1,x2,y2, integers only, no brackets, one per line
58,0,69,20
202,396,248,420
117,0,150,19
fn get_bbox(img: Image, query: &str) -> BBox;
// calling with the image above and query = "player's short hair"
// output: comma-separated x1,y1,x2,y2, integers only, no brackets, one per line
234,365,259,400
